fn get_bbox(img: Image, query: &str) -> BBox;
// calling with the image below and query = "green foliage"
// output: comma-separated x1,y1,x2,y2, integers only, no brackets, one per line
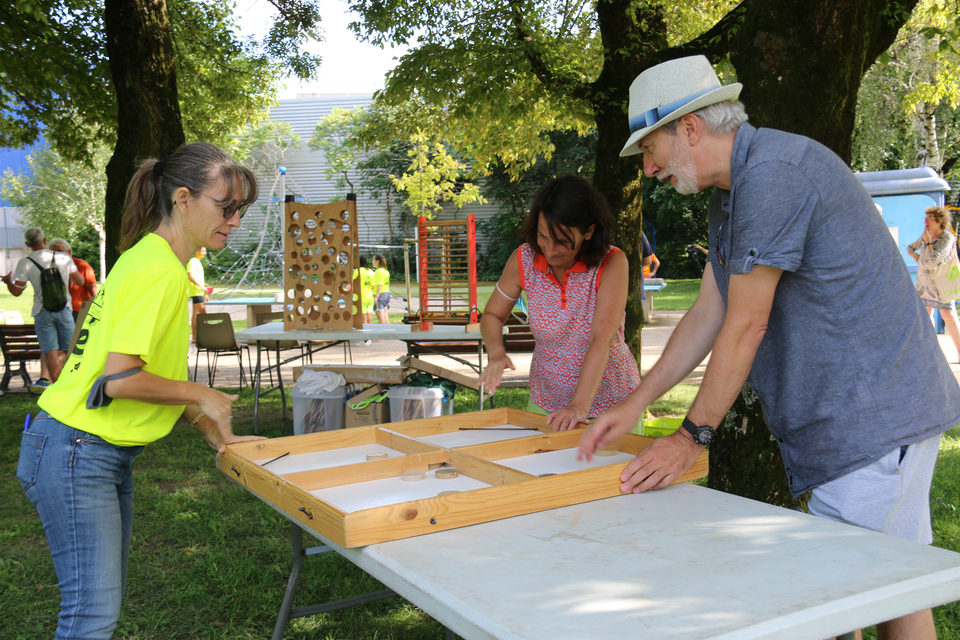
0,0,322,163
228,120,302,176
349,0,600,178
0,143,108,277
641,180,711,279
477,128,598,279
853,0,960,173
390,131,486,219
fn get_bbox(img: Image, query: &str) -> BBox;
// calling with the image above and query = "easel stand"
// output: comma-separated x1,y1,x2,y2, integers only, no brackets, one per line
274,522,456,640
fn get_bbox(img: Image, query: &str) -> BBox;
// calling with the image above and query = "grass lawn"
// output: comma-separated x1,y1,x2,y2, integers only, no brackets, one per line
2,386,958,639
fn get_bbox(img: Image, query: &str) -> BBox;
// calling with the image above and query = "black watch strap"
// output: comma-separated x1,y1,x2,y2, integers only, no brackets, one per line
681,417,717,445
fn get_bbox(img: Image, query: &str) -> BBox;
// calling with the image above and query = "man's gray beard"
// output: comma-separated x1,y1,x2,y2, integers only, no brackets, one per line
669,136,701,195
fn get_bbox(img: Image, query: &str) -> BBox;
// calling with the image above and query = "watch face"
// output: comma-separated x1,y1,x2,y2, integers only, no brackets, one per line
693,425,716,445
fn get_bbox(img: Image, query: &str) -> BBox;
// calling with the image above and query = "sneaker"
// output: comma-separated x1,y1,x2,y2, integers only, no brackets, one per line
29,378,51,395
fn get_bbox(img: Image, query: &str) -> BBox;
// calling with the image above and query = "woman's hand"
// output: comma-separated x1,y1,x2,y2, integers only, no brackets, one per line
196,387,247,454
480,354,515,394
547,405,590,432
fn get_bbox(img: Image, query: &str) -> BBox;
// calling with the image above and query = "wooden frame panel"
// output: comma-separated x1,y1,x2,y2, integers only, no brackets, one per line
219,408,708,547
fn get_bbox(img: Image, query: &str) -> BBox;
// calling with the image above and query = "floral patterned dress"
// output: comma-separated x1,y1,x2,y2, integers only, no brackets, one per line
908,230,957,310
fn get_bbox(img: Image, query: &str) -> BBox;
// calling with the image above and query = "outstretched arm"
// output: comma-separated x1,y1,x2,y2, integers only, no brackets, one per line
479,250,521,393
605,264,782,494
579,263,727,457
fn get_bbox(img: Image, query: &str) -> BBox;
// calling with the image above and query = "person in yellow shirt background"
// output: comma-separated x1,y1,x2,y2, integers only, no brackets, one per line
186,246,208,342
373,253,391,324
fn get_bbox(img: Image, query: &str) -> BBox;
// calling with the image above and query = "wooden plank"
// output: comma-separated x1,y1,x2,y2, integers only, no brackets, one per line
398,356,480,391
293,364,409,385
226,425,379,461
219,449,351,548
337,464,620,548
284,451,449,491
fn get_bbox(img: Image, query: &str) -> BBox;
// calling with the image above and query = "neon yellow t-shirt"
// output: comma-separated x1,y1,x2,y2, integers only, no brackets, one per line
40,234,190,446
186,257,204,297
361,267,375,307
373,267,390,292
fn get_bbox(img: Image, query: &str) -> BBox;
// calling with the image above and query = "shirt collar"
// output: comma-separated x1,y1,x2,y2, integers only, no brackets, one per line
720,122,757,212
532,251,588,274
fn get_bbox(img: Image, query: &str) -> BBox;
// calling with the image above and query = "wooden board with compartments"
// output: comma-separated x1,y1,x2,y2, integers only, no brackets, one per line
283,198,361,331
219,408,708,548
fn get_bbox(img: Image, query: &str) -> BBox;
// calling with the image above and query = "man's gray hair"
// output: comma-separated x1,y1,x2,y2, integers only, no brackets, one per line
24,227,44,247
661,100,749,136
48,238,71,253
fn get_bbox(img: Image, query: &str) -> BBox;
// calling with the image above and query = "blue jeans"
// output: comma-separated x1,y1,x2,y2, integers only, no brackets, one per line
17,413,144,639
34,307,75,354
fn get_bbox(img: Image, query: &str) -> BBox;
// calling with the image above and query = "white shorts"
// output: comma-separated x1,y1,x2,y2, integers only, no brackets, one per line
807,434,942,544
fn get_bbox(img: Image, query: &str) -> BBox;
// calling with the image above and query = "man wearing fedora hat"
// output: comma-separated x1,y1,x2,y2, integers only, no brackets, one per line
580,55,957,639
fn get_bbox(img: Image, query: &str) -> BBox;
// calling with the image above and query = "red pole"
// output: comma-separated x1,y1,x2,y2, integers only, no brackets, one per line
467,214,478,323
418,216,431,330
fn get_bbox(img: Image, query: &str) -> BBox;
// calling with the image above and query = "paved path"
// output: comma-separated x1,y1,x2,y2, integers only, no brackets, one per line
7,310,960,393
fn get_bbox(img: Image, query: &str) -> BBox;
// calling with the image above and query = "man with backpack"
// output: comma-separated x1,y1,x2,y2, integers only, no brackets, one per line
2,228,85,392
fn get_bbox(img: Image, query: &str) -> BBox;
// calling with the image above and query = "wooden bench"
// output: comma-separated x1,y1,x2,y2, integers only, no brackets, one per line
0,324,42,390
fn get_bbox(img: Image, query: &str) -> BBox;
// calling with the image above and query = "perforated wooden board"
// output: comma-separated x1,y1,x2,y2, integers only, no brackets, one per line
219,408,709,547
283,199,359,331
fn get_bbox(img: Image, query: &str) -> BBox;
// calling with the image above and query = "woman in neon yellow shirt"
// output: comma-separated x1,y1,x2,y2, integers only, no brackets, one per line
16,142,265,639
373,253,391,323
186,246,208,342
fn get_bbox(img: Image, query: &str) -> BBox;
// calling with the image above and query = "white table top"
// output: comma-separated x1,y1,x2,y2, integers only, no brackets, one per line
208,296,276,305
236,322,487,343
287,483,960,640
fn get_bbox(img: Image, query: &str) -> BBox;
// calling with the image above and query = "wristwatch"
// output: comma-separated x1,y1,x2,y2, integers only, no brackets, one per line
681,417,717,445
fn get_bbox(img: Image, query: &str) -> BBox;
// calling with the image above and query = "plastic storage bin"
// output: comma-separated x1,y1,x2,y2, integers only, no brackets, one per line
292,386,346,435
388,385,454,422
633,417,683,438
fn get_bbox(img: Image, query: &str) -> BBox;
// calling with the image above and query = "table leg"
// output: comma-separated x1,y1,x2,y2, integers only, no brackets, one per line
273,522,399,640
253,340,263,435
275,342,286,420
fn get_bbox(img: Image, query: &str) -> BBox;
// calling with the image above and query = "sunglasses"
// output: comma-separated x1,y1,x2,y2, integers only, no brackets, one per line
716,214,728,271
198,192,248,219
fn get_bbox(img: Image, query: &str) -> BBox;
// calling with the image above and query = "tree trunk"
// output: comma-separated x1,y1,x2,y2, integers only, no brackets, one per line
591,0,669,357
704,0,920,507
103,0,185,271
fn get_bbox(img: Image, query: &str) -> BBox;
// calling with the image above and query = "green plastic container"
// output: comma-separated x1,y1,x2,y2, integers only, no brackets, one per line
634,417,683,438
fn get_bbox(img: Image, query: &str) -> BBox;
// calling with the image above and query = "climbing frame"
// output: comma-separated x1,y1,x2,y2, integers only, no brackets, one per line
416,215,478,329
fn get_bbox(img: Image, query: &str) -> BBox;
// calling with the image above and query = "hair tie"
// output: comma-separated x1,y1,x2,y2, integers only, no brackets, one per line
152,156,169,177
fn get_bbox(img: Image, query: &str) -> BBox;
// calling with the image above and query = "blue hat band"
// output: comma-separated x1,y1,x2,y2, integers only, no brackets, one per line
629,86,717,135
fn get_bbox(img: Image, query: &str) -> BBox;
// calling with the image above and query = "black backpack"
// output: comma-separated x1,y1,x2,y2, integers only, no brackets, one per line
27,252,69,312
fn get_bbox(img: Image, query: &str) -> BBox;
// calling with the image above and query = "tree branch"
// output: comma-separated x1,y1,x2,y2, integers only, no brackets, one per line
506,0,590,102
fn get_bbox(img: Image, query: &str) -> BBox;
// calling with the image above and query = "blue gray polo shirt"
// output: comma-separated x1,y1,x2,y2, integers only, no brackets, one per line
708,123,960,497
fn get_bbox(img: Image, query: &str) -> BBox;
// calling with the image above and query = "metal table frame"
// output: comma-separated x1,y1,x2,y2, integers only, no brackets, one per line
235,323,489,433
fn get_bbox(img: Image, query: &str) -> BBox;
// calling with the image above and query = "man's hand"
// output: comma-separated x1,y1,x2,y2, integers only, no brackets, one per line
616,430,704,493
578,401,643,461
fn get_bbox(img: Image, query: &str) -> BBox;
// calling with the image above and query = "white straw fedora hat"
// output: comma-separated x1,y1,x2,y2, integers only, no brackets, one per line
620,55,742,157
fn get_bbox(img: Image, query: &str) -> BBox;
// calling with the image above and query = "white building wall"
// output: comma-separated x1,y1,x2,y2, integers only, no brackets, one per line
231,95,503,256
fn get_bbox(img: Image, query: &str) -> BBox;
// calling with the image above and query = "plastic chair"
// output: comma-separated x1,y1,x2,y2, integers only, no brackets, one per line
194,313,247,389
252,311,302,386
